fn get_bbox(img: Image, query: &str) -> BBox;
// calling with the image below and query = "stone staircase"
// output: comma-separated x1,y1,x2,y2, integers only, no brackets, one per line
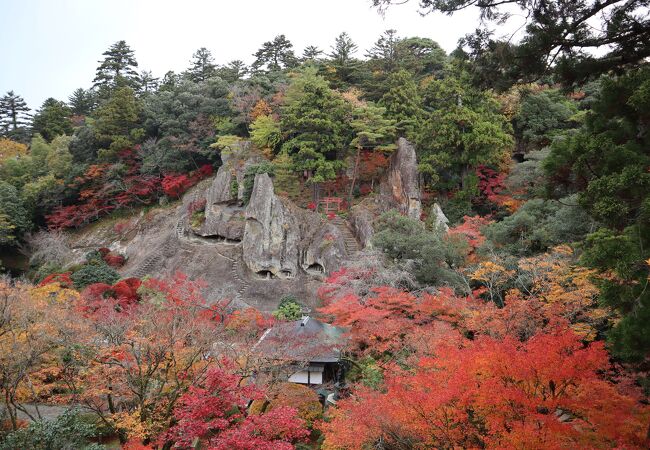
331,216,360,255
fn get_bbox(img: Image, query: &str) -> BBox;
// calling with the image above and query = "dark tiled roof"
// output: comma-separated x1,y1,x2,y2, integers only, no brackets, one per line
255,316,346,363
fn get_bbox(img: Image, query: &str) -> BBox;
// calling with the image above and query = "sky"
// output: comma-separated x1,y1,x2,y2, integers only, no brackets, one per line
0,0,503,110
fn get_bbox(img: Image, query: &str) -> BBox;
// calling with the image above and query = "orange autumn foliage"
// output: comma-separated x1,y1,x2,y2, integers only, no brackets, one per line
322,329,649,449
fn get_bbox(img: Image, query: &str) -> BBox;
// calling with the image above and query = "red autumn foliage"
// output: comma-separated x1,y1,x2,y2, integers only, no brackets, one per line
46,150,214,229
322,328,650,449
103,253,126,268
165,362,309,450
448,215,494,261
319,287,466,362
38,272,73,288
80,277,142,316
162,174,191,198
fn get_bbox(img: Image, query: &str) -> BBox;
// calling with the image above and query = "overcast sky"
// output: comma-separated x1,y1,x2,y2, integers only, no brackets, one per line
0,0,495,110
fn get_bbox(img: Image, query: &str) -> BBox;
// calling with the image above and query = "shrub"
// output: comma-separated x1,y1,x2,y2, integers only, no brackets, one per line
267,383,323,426
273,295,303,321
0,409,106,450
373,210,468,290
71,262,120,290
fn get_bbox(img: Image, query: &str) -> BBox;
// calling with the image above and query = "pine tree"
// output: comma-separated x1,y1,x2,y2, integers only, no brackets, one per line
379,70,423,139
272,152,301,198
139,70,159,94
327,32,362,88
159,71,178,92
93,40,140,93
216,60,248,83
302,45,323,62
0,91,32,135
280,68,353,184
32,98,72,141
187,47,216,82
68,88,95,115
366,29,400,73
252,35,297,72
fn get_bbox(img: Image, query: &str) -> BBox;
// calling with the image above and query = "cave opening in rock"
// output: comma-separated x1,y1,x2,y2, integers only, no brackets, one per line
256,270,276,280
203,235,225,242
280,270,294,279
306,263,324,274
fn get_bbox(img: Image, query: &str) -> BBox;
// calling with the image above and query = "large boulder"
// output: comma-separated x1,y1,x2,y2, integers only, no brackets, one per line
301,222,346,276
200,165,245,241
431,202,450,232
243,174,301,279
348,204,374,249
380,137,422,220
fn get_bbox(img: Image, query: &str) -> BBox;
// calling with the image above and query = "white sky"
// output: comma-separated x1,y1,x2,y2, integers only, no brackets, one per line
0,0,505,110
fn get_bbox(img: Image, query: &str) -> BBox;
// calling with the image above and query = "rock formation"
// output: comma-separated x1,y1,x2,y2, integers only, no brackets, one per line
431,203,450,232
348,204,374,249
200,165,245,241
243,173,302,279
380,137,422,220
301,222,346,276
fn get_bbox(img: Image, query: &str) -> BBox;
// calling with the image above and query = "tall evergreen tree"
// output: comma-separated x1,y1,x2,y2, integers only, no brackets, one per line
139,70,159,94
93,40,140,93
32,98,73,141
379,70,423,139
215,60,248,83
252,35,297,72
68,88,95,115
187,47,216,82
366,29,400,73
159,71,178,92
280,68,353,184
327,32,363,88
302,45,324,62
0,91,32,135
93,86,143,159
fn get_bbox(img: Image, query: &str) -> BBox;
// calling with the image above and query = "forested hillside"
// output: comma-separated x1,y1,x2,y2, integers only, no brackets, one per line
0,0,649,448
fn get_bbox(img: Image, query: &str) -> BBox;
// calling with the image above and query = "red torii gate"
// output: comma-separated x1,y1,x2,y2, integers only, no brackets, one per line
319,197,343,214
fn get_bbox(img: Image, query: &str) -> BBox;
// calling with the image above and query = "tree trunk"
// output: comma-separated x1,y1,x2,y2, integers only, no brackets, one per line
348,146,362,205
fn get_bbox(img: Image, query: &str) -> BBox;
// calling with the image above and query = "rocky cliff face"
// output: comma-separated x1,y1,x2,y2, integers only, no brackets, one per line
348,204,374,249
242,173,350,279
242,173,302,279
200,165,245,241
380,137,422,220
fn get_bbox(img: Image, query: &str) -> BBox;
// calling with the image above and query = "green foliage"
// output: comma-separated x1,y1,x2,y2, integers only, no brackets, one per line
250,114,281,152
273,295,303,321
280,68,353,182
513,90,577,150
373,210,467,289
272,152,300,198
485,196,596,256
93,40,139,95
32,98,73,142
347,356,384,389
229,178,239,198
71,260,120,290
0,181,30,245
417,73,513,190
187,47,216,82
68,88,95,116
378,70,422,139
0,409,106,450
252,35,297,72
93,86,143,159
